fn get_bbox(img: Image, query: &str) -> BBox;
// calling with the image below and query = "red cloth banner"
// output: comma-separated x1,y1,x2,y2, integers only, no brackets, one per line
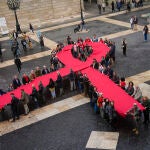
0,42,145,117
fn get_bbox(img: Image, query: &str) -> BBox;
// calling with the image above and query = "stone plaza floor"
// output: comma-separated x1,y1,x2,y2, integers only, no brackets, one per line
0,4,150,150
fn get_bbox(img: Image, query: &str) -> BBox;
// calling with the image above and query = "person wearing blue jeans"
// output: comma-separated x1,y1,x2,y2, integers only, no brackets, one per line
143,25,149,41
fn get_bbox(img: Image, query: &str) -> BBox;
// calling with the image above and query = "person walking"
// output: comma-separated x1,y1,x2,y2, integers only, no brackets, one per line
20,89,29,115
81,20,86,31
29,23,34,33
130,16,134,30
111,1,115,12
28,37,33,49
0,41,3,62
143,25,149,41
10,93,20,122
122,38,127,56
14,56,22,73
133,16,138,30
97,0,102,14
102,1,106,12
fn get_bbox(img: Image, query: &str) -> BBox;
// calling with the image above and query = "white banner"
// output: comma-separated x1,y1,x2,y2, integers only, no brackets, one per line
0,17,9,35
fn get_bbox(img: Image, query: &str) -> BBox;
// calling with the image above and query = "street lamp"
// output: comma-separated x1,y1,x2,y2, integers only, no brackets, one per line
7,0,21,33
80,0,84,22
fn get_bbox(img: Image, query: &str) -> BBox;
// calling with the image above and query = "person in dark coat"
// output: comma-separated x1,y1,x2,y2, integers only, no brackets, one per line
111,1,115,12
76,71,84,93
122,38,127,56
21,38,27,51
126,81,134,96
31,85,39,108
48,78,56,99
12,30,18,39
0,89,6,95
83,74,89,97
56,71,63,96
29,23,34,33
143,25,149,41
12,75,21,89
92,59,99,69
142,97,150,125
109,42,116,63
39,35,44,49
127,1,131,12
20,89,29,115
14,56,22,73
0,41,3,62
42,65,50,75
10,93,20,121
38,81,45,106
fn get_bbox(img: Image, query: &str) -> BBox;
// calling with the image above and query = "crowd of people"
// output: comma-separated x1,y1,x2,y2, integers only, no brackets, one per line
10,30,33,58
97,0,144,14
130,15,138,30
0,9,149,135
0,36,149,136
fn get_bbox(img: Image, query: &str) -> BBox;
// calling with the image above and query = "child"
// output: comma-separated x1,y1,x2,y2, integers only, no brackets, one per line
28,37,32,49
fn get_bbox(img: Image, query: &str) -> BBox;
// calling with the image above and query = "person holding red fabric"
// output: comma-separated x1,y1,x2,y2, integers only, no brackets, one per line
99,38,104,43
85,37,91,43
97,93,104,118
120,77,126,90
29,70,36,81
127,103,140,135
77,37,83,43
10,93,20,122
12,75,21,89
22,73,30,85
126,81,134,96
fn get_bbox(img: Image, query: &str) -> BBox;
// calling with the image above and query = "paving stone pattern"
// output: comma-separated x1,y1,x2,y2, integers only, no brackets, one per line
1,104,150,150
1,39,49,61
109,8,150,26
43,20,128,43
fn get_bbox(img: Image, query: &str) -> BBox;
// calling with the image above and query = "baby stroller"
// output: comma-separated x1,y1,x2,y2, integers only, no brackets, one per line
74,24,80,33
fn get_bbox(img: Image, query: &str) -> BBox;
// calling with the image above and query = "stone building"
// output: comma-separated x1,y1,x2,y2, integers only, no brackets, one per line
0,0,82,31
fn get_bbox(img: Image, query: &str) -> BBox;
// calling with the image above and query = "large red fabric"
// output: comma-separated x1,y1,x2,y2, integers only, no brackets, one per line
81,68,145,117
0,42,145,117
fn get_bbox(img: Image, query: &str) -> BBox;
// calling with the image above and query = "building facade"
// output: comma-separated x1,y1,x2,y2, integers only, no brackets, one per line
0,0,81,31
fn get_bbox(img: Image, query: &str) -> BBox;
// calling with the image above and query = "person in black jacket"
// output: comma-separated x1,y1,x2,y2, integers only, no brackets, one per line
38,81,44,106
56,71,63,96
42,65,50,75
0,41,3,62
122,38,127,56
10,93,20,122
22,73,30,85
14,56,22,73
48,78,56,99
0,89,6,95
92,59,99,69
12,75,21,89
